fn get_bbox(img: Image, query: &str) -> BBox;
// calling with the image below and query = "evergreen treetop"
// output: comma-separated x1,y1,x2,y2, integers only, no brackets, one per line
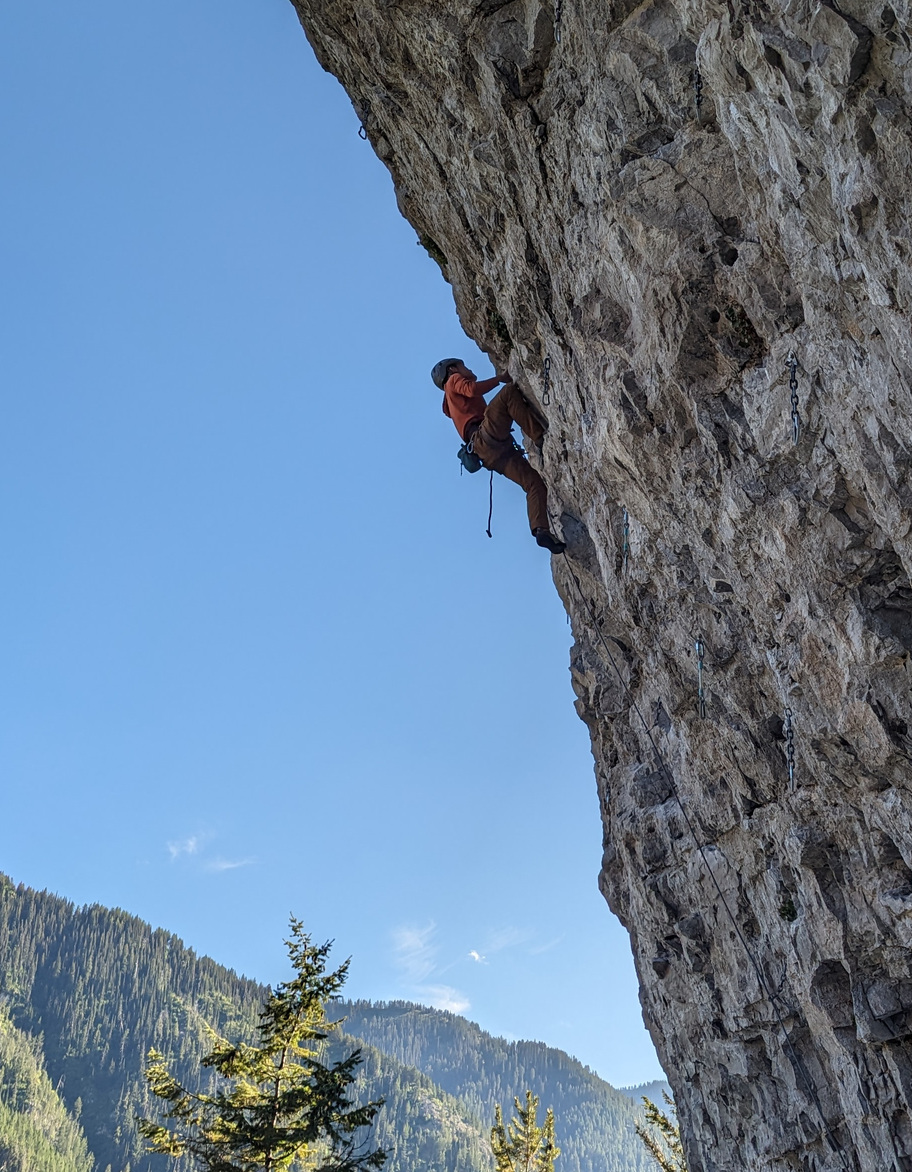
138,919,386,1172
635,1095,687,1172
491,1091,559,1172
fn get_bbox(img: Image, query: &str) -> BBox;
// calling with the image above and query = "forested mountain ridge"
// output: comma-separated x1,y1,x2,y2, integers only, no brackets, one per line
332,1001,652,1172
0,876,650,1171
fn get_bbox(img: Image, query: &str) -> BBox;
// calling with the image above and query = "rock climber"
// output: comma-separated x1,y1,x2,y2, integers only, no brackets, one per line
431,358,566,553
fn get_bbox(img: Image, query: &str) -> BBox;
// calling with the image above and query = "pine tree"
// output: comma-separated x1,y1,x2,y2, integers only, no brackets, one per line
138,919,386,1172
490,1091,559,1172
635,1095,687,1172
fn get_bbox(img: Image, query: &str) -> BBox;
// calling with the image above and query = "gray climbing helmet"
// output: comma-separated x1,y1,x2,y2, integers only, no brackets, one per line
431,358,462,389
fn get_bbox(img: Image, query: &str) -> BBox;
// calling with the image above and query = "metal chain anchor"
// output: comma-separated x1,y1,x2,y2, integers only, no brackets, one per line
621,507,630,573
693,68,703,112
786,351,801,444
785,707,796,787
554,0,563,42
542,355,551,406
695,639,707,719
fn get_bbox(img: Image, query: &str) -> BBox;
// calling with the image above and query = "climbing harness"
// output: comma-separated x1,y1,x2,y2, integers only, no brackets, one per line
693,68,703,112
542,355,552,407
553,544,854,1172
785,707,796,787
554,0,563,42
621,507,630,573
786,351,801,444
695,639,707,719
486,471,494,538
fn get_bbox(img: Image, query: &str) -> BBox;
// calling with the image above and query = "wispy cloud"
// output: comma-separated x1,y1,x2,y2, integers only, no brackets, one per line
391,923,470,1013
528,935,564,956
204,857,255,873
165,833,251,874
420,985,470,1013
483,926,533,954
392,922,438,983
167,835,201,861
468,950,487,964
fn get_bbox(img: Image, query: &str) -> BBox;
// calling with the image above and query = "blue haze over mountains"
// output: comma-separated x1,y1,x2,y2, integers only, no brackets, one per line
0,876,666,1171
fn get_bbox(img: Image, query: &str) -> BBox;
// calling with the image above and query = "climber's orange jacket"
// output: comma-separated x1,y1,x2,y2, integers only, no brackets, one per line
442,372,501,440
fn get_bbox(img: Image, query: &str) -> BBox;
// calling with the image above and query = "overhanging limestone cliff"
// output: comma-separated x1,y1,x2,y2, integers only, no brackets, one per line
288,1,912,1167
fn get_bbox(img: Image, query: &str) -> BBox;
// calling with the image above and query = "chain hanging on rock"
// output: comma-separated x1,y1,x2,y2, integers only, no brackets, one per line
785,706,796,787
621,507,630,573
695,639,707,719
786,351,801,444
554,0,564,42
542,355,551,406
693,67,703,113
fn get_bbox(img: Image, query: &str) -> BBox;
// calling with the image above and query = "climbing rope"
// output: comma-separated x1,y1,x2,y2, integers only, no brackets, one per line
486,471,494,539
554,546,853,1172
358,124,368,140
554,0,563,42
786,352,801,444
693,68,703,113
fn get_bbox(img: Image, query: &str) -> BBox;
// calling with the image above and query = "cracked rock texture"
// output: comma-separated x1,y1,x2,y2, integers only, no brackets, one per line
290,0,912,1166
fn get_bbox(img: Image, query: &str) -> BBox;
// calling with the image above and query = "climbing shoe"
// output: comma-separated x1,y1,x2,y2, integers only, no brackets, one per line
533,528,566,554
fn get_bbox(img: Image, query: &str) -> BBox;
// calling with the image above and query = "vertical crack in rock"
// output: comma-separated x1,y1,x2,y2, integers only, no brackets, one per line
289,0,912,1166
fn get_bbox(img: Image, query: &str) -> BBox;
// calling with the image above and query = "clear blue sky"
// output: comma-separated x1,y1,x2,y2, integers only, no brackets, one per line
0,0,662,1086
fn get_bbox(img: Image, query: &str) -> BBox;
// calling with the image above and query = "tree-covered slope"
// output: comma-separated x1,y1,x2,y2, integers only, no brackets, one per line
0,875,266,1172
0,876,648,1172
333,1002,652,1172
0,1006,93,1172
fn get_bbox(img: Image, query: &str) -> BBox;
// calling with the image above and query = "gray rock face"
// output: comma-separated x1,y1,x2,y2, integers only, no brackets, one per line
289,0,912,1166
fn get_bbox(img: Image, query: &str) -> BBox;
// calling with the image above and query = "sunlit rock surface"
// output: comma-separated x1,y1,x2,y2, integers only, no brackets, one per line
289,0,912,1166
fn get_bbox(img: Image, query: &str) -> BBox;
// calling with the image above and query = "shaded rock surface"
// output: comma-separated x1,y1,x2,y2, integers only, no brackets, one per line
289,0,912,1167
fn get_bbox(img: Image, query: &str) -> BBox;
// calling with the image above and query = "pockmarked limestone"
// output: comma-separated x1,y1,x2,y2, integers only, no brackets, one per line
289,0,912,1167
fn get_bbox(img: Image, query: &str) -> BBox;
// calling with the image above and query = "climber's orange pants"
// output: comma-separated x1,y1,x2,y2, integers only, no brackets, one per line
470,383,549,533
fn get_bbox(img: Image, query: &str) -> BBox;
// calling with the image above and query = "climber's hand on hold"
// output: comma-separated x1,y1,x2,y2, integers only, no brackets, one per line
497,370,511,384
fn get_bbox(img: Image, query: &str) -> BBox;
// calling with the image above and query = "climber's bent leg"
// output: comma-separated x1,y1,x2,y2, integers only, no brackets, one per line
494,452,549,534
482,383,545,446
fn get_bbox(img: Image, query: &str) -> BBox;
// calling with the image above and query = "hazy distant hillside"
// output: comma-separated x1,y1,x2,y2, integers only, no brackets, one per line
0,876,651,1172
333,1001,653,1172
618,1080,674,1104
